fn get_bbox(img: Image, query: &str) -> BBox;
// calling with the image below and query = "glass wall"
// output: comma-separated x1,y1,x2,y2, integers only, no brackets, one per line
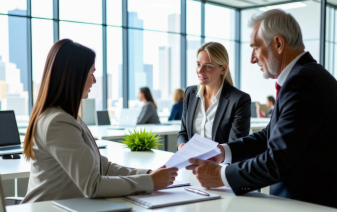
3,0,328,122
186,1,236,87
0,1,29,120
127,0,181,117
240,0,321,104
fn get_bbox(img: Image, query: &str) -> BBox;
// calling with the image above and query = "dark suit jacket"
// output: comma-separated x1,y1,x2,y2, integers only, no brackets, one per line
225,52,337,208
177,82,251,147
168,102,183,121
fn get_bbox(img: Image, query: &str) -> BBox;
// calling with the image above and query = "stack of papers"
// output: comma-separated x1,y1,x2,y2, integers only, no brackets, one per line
165,134,221,169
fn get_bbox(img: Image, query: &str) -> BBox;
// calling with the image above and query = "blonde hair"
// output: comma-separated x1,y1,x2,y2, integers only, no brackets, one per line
173,89,184,103
197,42,234,87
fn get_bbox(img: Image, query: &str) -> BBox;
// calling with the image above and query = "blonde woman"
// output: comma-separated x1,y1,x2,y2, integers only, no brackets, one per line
168,89,184,121
177,42,251,149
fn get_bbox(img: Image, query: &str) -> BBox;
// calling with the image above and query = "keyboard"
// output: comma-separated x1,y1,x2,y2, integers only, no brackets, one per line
0,146,23,151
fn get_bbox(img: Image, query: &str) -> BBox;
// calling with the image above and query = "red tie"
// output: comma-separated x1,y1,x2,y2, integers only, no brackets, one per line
275,82,281,100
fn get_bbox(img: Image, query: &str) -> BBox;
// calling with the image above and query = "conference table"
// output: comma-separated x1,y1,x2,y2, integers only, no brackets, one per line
2,140,336,212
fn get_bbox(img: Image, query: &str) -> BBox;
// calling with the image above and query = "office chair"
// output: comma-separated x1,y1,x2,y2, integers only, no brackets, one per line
0,175,6,212
96,111,111,125
0,175,23,207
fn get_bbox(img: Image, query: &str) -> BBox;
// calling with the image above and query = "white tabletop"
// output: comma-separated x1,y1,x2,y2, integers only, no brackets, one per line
18,124,181,141
4,140,336,212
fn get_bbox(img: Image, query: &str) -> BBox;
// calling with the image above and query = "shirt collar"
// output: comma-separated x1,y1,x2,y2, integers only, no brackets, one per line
196,82,224,104
277,51,306,86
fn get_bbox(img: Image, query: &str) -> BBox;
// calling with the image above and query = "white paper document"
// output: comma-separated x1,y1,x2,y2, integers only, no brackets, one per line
165,134,221,169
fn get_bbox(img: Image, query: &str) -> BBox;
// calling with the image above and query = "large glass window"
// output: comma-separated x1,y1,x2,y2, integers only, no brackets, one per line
204,3,236,85
128,29,181,116
59,0,102,23
107,26,123,122
186,0,201,36
60,22,103,110
186,36,201,86
107,0,122,26
32,19,54,103
31,0,53,19
0,0,27,15
128,0,181,32
0,15,29,116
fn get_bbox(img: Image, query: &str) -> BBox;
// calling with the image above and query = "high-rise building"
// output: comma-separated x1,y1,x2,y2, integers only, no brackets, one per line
187,39,201,86
168,14,181,94
158,46,171,99
8,9,28,91
128,12,145,100
144,64,153,91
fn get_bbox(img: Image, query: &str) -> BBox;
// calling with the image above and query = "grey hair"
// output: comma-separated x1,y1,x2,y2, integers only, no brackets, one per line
248,9,305,50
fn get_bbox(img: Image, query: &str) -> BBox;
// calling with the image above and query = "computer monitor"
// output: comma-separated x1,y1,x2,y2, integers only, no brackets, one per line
0,111,21,147
96,111,111,125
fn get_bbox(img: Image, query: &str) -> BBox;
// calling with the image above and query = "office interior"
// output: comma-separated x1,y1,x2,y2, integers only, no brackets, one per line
0,0,336,210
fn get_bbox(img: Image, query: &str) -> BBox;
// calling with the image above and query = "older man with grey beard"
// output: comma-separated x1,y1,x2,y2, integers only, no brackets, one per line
186,9,337,208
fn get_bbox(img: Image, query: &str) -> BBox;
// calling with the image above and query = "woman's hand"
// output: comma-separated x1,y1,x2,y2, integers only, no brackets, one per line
150,165,178,190
178,143,185,150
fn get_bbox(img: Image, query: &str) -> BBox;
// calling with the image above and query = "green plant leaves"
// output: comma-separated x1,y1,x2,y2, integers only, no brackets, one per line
121,128,162,151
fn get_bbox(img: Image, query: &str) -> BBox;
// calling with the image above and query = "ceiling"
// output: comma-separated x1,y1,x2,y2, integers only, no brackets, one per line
206,0,330,9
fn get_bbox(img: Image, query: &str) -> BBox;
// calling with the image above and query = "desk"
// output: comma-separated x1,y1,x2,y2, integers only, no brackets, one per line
4,140,336,212
19,124,181,152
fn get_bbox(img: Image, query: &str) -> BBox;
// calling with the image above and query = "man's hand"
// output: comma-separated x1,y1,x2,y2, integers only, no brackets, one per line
255,102,261,108
186,158,224,188
207,144,225,164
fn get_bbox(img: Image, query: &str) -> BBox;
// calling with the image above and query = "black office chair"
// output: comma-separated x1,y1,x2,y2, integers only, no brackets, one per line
96,111,111,125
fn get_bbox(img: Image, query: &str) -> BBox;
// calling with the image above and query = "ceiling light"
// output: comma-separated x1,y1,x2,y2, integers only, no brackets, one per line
259,2,307,11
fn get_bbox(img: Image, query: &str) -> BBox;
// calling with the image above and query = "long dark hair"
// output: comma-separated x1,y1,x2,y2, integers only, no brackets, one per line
140,87,157,109
24,39,96,160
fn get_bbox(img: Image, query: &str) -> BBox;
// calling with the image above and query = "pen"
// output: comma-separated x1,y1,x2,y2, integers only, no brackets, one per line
184,187,210,196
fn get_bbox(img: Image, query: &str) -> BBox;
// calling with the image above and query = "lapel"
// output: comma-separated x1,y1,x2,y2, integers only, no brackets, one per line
187,86,199,139
269,52,317,138
212,82,230,140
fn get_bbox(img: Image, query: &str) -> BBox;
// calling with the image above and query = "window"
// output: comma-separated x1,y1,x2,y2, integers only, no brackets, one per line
31,0,53,19
205,3,236,84
32,19,54,103
59,0,102,24
186,36,201,86
128,0,181,32
107,26,123,122
128,29,181,116
107,0,122,26
0,15,29,116
60,21,103,110
186,0,201,36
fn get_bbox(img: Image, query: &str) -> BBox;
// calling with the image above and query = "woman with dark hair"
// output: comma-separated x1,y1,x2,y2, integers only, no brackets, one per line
22,39,177,203
137,87,160,124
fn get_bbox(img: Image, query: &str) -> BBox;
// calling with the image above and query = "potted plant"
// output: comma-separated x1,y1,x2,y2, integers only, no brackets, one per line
121,128,162,151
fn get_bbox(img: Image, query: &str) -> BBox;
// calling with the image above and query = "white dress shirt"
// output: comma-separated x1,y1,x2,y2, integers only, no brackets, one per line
193,82,224,139
220,51,307,188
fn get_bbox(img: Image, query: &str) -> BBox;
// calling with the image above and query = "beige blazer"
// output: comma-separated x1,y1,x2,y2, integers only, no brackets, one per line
22,107,153,203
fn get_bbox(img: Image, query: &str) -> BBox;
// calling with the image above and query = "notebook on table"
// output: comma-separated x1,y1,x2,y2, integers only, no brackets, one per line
123,186,220,209
53,198,132,212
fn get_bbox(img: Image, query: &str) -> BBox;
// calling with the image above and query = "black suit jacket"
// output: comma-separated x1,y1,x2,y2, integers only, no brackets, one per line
226,52,337,208
177,82,251,147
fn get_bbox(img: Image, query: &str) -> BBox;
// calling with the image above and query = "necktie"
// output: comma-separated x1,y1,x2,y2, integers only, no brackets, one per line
275,82,281,100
